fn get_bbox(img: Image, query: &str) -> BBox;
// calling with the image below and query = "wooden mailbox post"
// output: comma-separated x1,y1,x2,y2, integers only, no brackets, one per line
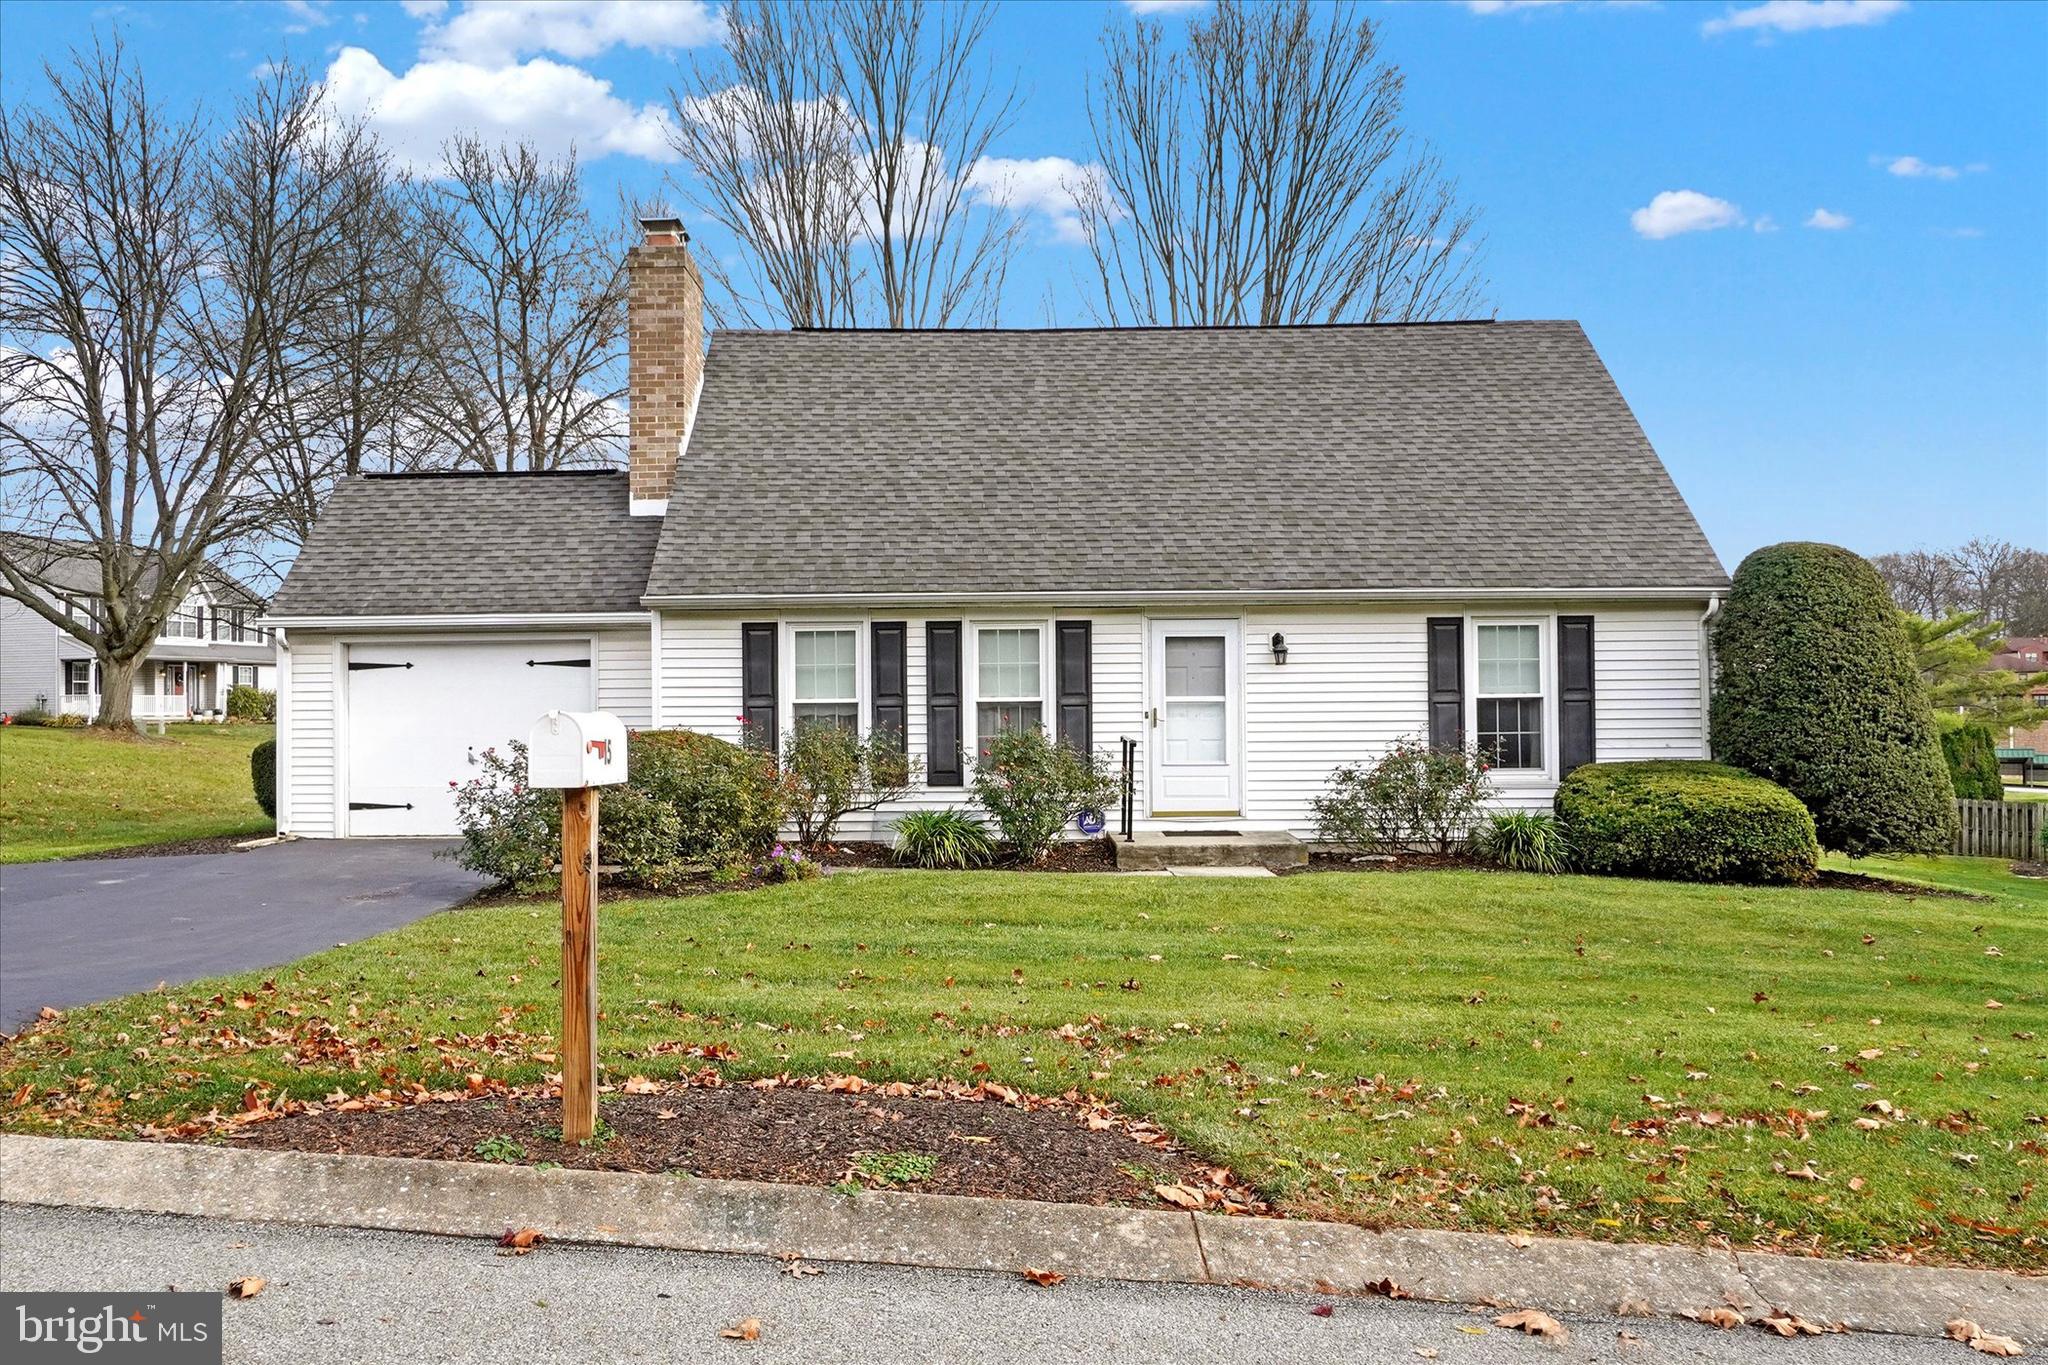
526,710,628,1144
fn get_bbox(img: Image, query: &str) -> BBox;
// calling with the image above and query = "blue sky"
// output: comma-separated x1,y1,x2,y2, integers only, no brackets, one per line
3,0,2042,569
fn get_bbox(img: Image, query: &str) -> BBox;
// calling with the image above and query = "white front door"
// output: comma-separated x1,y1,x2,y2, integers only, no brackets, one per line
344,639,593,836
1149,619,1241,815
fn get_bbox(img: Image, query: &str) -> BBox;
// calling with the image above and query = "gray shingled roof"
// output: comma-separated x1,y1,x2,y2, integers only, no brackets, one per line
644,321,1726,600
269,472,659,617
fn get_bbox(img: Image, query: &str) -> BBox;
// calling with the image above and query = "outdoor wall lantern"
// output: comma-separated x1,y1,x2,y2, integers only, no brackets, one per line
1269,632,1289,666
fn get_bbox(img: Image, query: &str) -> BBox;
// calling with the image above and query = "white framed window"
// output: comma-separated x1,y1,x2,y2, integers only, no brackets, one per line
969,623,1048,754
161,607,203,640
789,625,860,733
1473,620,1545,771
63,660,92,697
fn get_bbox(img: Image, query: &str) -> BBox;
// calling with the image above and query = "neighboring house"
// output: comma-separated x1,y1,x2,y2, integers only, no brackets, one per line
0,539,277,721
1992,635,2048,750
265,221,1729,840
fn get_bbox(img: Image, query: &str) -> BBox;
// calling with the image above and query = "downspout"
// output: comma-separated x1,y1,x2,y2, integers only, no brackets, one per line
1699,595,1722,757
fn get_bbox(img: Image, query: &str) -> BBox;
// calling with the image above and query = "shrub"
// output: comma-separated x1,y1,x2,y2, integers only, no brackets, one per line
7,705,54,727
1311,738,1494,854
50,713,85,728
1939,721,2002,801
970,729,1119,863
1711,542,1955,855
449,742,688,891
760,842,823,882
251,738,277,819
226,685,275,722
1555,761,1818,885
780,723,919,846
892,808,997,868
1475,811,1571,873
630,729,785,868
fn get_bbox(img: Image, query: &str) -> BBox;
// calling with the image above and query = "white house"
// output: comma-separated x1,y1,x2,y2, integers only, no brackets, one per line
0,542,277,722
265,220,1727,841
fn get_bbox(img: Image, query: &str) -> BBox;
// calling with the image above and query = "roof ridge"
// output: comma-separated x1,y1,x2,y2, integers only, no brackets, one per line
709,319,1587,338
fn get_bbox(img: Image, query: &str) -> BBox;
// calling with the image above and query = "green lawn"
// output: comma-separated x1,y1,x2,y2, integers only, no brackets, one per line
2001,784,2048,803
0,723,274,862
3,860,2041,1268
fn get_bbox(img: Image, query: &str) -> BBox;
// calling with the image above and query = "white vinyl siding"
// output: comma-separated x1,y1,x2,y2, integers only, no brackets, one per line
594,630,653,727
280,636,339,837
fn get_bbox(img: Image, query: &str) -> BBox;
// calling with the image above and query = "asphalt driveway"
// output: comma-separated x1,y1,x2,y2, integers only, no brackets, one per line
0,840,489,1032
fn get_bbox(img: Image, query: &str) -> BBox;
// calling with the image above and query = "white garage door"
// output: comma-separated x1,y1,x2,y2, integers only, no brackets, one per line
345,640,593,836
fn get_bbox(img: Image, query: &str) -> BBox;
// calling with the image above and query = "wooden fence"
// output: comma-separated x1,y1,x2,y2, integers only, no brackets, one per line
1952,799,2045,859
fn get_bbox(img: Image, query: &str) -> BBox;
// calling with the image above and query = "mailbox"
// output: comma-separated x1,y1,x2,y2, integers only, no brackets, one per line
527,711,628,789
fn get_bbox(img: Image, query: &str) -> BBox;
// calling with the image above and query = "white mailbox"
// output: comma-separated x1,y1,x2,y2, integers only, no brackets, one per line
527,711,628,789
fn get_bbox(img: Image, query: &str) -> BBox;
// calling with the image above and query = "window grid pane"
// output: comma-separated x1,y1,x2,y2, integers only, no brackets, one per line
1476,624,1541,696
976,701,1043,751
1477,697,1543,770
793,629,856,703
977,628,1040,701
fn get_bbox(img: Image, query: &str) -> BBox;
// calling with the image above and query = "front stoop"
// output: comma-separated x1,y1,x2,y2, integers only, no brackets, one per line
1114,830,1307,872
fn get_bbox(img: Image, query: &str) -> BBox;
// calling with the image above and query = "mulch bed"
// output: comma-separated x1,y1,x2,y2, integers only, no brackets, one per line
2010,861,2048,880
1286,850,1488,875
64,834,266,861
218,1075,1255,1213
1811,869,1981,899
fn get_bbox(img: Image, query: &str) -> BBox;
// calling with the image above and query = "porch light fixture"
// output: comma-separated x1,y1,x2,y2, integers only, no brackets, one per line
1269,632,1289,666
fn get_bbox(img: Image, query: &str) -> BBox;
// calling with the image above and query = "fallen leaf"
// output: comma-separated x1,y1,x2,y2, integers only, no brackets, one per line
1495,1309,1567,1341
1413,1351,1439,1360
1758,1311,1827,1337
1986,1000,2005,1011
1365,1277,1412,1300
226,1277,265,1299
622,1075,660,1094
1615,1298,1653,1317
497,1227,546,1255
1152,1182,1204,1209
720,1318,762,1342
1020,1267,1065,1288
1309,1304,1333,1317
1950,1320,2027,1357
1690,1307,1744,1329
1505,1234,1533,1249
1455,1325,1487,1336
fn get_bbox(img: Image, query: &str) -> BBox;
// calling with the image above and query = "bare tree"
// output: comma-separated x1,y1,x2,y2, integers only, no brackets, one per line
253,133,447,559
414,137,628,471
667,0,1022,327
1874,540,2048,635
1074,0,1487,326
0,44,359,728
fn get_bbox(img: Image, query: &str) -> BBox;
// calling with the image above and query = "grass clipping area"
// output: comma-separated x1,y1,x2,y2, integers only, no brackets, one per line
3,858,2042,1269
0,723,274,862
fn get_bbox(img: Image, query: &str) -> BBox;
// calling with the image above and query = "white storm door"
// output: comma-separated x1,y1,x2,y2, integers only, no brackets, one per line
345,640,593,836
1149,619,1241,814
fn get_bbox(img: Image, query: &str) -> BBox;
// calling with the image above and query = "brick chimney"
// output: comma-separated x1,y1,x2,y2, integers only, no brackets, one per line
627,216,704,513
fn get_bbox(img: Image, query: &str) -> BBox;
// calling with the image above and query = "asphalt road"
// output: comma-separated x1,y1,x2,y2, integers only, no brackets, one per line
0,1205,1968,1365
0,839,487,1031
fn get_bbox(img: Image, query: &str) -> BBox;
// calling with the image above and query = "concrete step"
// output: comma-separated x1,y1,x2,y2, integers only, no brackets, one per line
1113,830,1307,872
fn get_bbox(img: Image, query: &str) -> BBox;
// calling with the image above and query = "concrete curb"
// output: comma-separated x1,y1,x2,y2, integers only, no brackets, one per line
2,1135,2040,1343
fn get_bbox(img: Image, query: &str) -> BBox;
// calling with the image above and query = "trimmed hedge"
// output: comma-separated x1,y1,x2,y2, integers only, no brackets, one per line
226,685,275,722
1555,760,1819,885
1710,542,1955,855
1939,721,2002,801
251,738,277,819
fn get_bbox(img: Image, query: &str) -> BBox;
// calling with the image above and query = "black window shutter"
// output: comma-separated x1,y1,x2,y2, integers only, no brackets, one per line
1558,615,1596,775
1426,616,1464,750
871,621,908,753
926,621,963,786
1055,619,1092,754
741,622,777,752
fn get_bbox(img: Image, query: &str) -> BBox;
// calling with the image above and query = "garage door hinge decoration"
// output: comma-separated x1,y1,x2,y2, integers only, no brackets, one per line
348,660,412,671
348,801,415,811
527,658,591,668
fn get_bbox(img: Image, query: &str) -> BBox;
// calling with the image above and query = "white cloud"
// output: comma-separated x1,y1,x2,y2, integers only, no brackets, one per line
1702,1,1906,37
319,46,677,170
400,0,448,16
1751,213,1779,233
279,0,333,33
1629,189,1745,240
1464,1,1569,12
966,156,1109,245
1805,207,1852,229
1122,0,1207,13
1878,154,1985,180
419,1,721,65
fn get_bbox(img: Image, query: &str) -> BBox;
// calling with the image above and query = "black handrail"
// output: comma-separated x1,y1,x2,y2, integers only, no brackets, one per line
1119,736,1136,842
